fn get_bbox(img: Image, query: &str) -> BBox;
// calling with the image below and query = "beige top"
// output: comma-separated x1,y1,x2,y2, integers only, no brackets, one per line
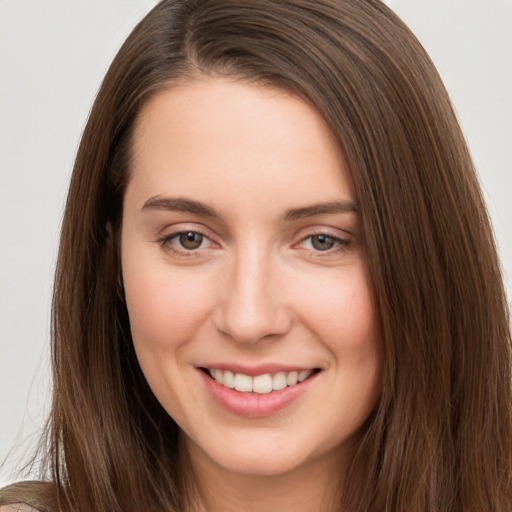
0,506,39,512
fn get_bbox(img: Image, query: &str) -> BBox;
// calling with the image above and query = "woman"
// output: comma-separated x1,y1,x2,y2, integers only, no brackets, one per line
1,0,511,511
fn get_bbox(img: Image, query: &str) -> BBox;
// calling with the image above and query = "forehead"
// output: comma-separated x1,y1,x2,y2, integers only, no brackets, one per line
126,77,354,212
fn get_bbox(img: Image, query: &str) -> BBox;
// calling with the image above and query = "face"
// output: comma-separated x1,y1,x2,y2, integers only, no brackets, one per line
121,77,382,478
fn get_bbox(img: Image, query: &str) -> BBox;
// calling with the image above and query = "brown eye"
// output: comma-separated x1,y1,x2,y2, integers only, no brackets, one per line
179,232,204,250
310,234,336,251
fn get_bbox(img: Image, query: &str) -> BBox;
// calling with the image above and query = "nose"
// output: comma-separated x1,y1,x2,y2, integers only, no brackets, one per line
214,247,292,345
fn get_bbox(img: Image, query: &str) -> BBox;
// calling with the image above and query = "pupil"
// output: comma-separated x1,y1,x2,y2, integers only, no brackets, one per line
180,232,203,249
312,235,334,251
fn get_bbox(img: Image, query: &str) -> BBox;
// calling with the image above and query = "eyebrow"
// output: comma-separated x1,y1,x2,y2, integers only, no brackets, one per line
141,196,359,220
142,196,220,218
284,200,360,220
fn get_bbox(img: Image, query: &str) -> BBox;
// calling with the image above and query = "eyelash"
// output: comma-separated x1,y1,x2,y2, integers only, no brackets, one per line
157,230,351,258
157,230,213,258
297,233,351,256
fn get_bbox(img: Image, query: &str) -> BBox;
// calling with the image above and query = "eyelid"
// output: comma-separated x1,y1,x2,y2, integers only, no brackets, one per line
293,225,352,242
291,226,353,255
298,234,349,250
156,221,217,240
156,223,220,255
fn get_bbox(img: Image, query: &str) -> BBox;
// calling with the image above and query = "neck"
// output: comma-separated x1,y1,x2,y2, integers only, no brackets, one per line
181,436,350,512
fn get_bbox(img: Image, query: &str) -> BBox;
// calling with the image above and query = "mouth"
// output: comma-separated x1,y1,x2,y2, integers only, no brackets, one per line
201,367,320,394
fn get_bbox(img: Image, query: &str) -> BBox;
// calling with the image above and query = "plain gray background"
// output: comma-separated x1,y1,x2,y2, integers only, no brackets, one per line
1,0,511,485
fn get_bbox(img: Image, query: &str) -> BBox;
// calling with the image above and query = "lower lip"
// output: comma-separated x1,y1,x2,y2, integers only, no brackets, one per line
199,370,318,418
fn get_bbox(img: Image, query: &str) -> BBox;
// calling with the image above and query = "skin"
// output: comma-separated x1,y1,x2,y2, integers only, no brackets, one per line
121,77,383,512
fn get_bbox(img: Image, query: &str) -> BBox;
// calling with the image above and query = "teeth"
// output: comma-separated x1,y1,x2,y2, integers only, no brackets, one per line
214,369,224,384
208,368,315,394
234,373,252,392
298,369,313,382
223,370,235,389
272,372,287,390
253,374,273,394
286,371,298,386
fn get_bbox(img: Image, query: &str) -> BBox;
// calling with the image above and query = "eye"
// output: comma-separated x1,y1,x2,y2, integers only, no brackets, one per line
158,230,211,253
308,234,337,251
177,231,205,250
299,233,349,252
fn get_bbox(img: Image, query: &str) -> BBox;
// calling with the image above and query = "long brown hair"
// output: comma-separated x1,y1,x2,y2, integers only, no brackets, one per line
2,0,511,511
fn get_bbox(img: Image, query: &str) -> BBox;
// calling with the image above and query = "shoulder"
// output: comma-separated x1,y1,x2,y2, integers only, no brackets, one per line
0,482,58,512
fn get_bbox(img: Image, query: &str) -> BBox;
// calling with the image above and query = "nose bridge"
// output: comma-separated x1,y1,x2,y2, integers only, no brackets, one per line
215,239,290,344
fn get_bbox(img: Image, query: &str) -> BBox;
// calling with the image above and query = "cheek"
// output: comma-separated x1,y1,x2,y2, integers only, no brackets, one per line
297,266,383,407
122,257,216,355
297,267,379,352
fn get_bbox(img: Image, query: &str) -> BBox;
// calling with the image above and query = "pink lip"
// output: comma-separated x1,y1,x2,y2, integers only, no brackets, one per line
198,368,319,418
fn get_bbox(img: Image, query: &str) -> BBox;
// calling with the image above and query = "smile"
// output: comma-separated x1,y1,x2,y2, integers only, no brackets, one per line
206,368,316,394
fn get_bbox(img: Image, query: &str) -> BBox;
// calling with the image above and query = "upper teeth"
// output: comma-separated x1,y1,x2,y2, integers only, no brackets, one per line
208,369,313,394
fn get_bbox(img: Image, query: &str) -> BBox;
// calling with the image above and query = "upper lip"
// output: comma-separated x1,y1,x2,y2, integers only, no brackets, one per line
198,363,320,377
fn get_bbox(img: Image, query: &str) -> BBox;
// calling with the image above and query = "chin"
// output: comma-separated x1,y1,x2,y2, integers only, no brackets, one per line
185,428,345,479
